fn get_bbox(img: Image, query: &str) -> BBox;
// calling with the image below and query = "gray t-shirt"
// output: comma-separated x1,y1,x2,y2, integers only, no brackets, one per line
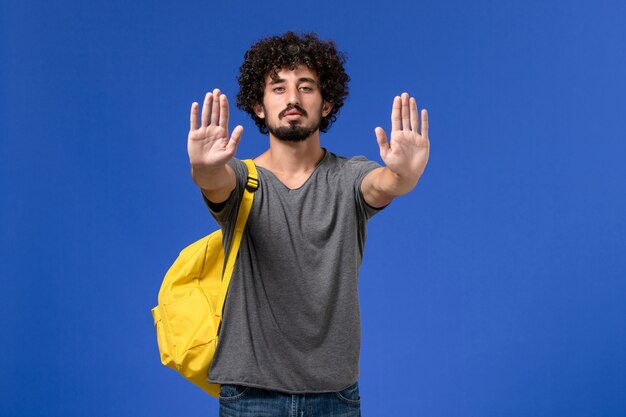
206,150,383,393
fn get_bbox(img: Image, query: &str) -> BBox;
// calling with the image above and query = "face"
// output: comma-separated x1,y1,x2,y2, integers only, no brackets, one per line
254,65,333,142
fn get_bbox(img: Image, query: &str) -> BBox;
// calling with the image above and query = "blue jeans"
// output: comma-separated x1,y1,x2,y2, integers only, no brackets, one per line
219,382,362,417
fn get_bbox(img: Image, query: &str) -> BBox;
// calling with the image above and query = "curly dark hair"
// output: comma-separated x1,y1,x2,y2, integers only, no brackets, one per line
236,31,350,134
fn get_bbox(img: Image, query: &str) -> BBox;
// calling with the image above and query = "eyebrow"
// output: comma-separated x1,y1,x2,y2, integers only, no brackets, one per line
268,77,318,85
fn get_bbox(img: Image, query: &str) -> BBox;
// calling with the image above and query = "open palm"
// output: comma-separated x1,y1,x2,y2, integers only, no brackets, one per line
375,92,429,179
188,88,243,168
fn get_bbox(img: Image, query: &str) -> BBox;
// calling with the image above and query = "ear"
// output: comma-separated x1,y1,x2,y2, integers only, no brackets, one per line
322,101,334,117
254,103,265,119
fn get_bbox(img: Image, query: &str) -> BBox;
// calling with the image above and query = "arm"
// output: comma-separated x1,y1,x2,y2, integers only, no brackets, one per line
188,88,244,203
361,92,430,208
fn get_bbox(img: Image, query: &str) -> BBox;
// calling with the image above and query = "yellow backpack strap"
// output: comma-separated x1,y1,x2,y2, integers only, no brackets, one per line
215,159,258,320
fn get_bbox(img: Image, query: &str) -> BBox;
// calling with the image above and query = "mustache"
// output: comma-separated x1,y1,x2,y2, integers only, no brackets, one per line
279,104,308,119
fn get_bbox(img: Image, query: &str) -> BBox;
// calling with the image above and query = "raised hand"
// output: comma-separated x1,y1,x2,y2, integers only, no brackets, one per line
375,92,429,180
188,88,243,169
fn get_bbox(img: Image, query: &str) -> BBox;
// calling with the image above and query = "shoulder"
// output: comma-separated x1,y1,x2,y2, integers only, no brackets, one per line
227,158,250,184
324,151,377,167
324,152,381,178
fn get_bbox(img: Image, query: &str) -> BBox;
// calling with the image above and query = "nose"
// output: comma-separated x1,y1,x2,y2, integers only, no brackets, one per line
286,86,301,106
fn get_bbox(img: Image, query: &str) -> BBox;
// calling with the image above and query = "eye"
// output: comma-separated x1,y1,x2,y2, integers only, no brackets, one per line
273,86,285,93
299,86,313,92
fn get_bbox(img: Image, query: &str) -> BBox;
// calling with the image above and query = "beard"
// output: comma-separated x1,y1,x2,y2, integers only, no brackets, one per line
267,123,320,142
265,104,322,142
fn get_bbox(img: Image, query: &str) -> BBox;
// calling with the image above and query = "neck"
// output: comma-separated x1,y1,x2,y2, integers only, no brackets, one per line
255,132,325,175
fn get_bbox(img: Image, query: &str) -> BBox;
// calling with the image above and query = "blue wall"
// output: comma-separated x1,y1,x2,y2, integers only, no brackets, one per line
2,0,625,415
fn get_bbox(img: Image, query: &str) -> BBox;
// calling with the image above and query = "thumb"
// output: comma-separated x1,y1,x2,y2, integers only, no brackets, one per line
375,127,389,157
227,125,244,153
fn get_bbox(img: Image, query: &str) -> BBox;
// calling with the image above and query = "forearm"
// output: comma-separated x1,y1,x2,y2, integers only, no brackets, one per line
361,167,422,208
191,163,236,204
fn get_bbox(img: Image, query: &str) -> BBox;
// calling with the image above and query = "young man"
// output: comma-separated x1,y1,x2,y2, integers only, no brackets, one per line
187,32,429,416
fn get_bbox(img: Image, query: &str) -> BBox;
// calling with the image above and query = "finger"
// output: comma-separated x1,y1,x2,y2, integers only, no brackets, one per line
410,97,419,134
421,109,429,138
391,96,401,131
375,127,390,156
210,88,221,125
190,102,199,131
219,94,229,129
401,92,410,131
201,92,212,128
227,125,244,153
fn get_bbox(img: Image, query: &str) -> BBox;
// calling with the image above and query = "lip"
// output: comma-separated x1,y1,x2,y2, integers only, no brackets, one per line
284,113,303,120
282,109,304,121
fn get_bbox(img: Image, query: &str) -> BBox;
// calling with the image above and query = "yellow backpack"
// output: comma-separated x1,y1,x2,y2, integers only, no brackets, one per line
151,159,258,397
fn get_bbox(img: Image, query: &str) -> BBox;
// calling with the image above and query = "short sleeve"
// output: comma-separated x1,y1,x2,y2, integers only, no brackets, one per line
202,158,249,254
346,156,387,221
